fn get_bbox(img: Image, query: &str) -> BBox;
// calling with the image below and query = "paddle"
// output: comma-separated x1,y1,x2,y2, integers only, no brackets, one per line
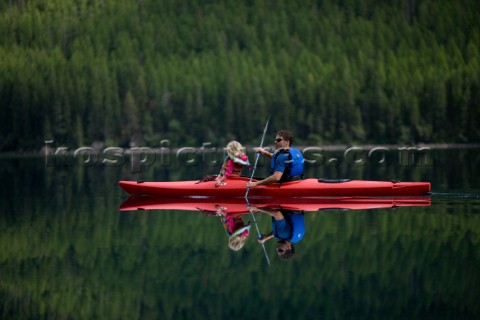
245,115,272,268
245,115,270,198
246,199,272,268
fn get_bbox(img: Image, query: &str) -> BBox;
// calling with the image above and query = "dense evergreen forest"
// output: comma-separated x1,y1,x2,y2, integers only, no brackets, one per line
1,0,479,151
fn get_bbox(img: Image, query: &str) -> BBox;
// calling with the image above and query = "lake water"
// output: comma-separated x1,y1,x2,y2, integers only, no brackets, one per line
1,147,480,319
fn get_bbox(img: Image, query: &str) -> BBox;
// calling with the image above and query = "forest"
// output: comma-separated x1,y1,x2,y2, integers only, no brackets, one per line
0,0,479,151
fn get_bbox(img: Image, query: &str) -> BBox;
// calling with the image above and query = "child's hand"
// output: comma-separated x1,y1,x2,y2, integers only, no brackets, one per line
215,175,224,187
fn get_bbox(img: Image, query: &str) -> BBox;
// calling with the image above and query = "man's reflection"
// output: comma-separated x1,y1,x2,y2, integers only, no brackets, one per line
249,207,305,260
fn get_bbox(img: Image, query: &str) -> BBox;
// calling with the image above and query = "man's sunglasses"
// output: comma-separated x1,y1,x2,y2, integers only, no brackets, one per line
275,138,283,142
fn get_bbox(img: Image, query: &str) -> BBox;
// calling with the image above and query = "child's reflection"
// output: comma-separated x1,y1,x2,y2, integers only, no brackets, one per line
211,205,251,251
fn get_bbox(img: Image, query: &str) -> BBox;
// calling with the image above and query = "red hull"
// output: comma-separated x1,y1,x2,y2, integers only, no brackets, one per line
119,177,431,197
119,196,431,213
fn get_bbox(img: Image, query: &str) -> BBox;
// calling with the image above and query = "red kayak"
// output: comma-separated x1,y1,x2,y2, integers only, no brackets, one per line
118,177,431,197
119,195,431,213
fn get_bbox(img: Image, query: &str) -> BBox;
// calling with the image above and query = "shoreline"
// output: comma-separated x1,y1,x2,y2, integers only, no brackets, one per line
1,143,480,159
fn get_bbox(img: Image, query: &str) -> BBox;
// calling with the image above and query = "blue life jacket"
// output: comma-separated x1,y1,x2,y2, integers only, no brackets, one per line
272,211,305,243
289,213,305,243
271,148,304,182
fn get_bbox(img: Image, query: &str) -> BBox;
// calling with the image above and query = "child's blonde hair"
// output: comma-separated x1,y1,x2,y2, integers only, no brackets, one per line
226,141,246,158
228,234,248,251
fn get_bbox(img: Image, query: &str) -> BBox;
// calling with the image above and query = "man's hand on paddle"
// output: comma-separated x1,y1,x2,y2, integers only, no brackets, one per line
254,147,271,157
257,232,274,244
246,181,258,188
247,172,283,189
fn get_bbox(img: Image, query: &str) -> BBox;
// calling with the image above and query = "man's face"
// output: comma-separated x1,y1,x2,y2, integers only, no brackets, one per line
275,135,289,149
276,241,292,257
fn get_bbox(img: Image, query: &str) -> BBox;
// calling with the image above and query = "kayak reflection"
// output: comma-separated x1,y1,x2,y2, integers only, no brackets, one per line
120,196,430,260
119,196,431,213
120,196,430,259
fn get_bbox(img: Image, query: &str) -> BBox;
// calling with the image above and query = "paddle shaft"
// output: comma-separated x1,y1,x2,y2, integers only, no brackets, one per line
246,199,271,268
245,116,272,268
245,115,270,198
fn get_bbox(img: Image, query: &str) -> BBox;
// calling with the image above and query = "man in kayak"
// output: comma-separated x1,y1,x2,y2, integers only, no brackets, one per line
246,130,304,188
250,206,305,260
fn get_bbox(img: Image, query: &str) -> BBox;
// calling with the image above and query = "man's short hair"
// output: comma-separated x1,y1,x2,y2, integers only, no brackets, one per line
278,243,295,260
276,130,293,146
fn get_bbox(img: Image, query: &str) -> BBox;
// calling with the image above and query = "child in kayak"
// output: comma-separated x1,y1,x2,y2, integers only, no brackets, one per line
215,140,250,187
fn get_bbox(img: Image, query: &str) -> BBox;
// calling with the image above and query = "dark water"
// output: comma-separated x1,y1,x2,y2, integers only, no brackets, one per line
1,148,480,319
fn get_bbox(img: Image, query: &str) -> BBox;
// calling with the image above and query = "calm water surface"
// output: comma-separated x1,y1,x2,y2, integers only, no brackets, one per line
1,148,479,319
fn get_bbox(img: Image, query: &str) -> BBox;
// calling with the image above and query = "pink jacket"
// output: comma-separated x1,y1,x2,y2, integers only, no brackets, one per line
220,155,249,178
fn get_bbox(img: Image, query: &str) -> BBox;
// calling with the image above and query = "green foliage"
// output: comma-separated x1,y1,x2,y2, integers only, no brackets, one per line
1,0,479,151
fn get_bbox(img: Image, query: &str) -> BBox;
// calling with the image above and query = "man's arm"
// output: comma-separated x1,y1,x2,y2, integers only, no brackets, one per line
254,147,273,158
257,232,274,244
252,207,284,220
247,171,283,188
248,207,285,243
